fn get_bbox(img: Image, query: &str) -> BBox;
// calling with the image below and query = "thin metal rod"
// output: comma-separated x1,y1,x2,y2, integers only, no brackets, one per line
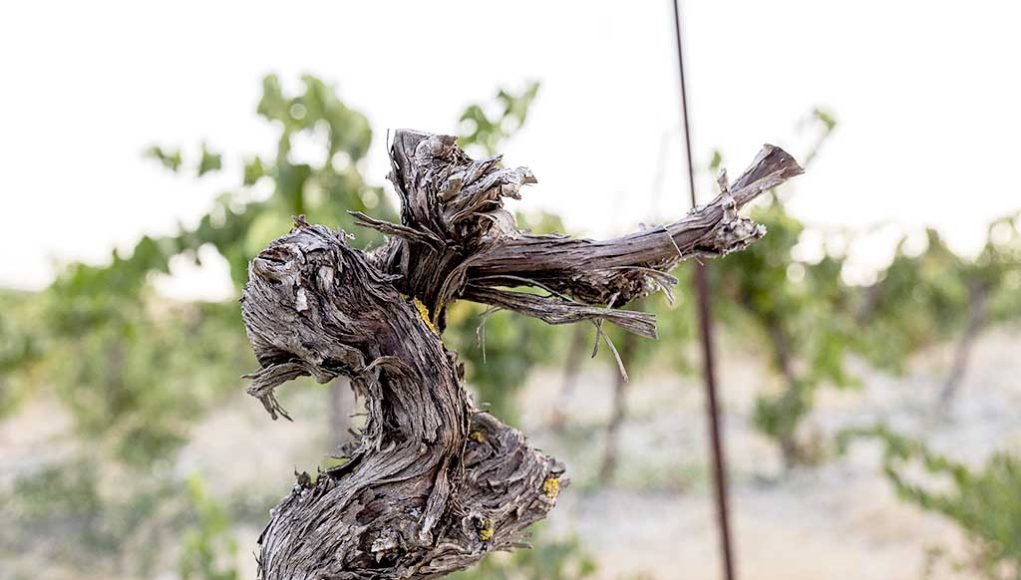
670,2,737,580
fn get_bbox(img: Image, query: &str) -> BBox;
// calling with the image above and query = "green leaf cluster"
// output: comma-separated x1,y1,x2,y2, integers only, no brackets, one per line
841,426,1021,579
179,475,239,580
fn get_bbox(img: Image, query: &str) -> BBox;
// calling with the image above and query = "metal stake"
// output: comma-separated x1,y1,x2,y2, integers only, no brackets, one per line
670,1,737,579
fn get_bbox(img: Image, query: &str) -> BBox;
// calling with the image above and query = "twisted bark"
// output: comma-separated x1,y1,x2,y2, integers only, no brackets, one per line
240,130,802,579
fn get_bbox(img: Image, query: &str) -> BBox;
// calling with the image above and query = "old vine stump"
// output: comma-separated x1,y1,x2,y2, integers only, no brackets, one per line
240,130,802,579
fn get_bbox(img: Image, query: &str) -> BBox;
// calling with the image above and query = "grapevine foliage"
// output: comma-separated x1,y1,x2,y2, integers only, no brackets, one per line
842,426,1021,579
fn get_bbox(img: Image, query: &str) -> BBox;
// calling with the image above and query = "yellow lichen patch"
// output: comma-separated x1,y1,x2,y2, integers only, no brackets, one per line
412,297,438,335
478,518,494,541
469,431,485,444
542,476,560,500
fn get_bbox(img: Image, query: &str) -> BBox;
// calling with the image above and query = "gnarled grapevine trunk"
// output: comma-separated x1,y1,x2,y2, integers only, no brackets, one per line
240,130,802,579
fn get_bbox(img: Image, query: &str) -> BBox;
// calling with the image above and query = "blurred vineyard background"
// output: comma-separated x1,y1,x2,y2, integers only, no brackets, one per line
1,76,1020,580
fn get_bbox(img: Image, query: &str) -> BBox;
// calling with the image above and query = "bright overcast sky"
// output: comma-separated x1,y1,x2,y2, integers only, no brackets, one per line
2,1,1019,297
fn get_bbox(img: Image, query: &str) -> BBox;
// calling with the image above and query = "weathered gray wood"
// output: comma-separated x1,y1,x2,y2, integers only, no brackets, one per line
240,130,802,579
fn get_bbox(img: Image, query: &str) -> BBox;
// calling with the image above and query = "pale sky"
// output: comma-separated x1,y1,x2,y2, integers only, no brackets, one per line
2,1,1019,298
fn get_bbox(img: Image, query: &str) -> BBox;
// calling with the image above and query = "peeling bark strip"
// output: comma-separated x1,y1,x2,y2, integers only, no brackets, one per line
240,130,802,579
